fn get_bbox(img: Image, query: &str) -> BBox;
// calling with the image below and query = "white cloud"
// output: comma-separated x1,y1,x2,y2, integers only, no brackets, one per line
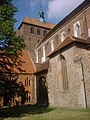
25,0,48,9
47,0,84,20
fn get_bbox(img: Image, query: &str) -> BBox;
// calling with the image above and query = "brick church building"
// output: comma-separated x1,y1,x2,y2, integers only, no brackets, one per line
35,0,90,108
34,0,90,108
0,0,90,108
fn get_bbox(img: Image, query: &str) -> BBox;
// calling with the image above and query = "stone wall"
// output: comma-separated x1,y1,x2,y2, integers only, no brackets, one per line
47,44,90,108
79,47,90,107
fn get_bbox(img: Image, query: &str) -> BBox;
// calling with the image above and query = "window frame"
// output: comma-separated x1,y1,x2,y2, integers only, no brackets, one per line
60,55,69,90
51,40,54,52
73,21,81,38
61,31,66,42
30,27,34,34
42,46,46,62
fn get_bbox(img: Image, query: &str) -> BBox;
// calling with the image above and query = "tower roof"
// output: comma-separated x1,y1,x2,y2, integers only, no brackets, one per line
18,16,56,30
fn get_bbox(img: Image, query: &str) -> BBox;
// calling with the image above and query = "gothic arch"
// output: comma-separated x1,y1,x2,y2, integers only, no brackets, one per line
59,54,69,90
37,76,48,106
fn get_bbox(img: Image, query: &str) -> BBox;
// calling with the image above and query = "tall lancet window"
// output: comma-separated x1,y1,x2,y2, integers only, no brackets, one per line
73,21,81,38
60,55,68,90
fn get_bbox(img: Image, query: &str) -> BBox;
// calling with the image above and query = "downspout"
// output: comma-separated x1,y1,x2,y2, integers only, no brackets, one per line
80,59,87,108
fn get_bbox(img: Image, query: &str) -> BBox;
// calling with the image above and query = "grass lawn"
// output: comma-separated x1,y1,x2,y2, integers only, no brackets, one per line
0,104,90,120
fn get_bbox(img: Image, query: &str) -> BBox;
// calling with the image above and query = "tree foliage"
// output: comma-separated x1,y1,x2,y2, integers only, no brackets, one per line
0,0,26,104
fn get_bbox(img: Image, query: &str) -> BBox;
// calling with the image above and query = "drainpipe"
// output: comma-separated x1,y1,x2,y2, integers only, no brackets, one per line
80,59,87,108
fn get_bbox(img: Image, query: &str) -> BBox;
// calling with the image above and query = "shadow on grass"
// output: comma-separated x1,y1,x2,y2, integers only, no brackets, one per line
0,104,54,120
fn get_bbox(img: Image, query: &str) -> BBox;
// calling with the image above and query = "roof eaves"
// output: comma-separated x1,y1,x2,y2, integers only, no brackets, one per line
34,61,49,73
47,36,90,57
36,0,90,48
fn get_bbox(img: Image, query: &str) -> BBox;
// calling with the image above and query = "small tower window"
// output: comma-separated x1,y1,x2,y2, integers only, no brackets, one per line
30,27,34,34
37,29,40,35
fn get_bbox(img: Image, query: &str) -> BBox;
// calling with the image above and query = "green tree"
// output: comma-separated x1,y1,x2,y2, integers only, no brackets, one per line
0,0,26,105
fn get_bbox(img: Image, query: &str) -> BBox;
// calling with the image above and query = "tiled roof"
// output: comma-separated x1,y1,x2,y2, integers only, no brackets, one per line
48,36,90,57
18,16,56,29
15,50,36,74
35,61,49,73
36,0,90,48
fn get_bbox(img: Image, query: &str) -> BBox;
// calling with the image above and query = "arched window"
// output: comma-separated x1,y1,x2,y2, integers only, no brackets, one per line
37,29,40,35
30,27,34,34
51,40,54,52
76,24,81,37
37,76,48,105
43,30,46,36
42,46,46,62
60,55,68,90
61,32,66,42
73,21,81,38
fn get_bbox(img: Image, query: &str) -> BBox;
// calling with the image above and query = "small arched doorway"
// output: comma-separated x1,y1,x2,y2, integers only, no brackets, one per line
37,76,48,106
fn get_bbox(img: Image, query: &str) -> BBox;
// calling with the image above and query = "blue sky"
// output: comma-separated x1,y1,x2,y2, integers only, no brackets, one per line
13,0,84,29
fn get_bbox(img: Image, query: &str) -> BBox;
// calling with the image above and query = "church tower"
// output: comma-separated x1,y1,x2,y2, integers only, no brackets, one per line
17,10,55,61
38,10,45,22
